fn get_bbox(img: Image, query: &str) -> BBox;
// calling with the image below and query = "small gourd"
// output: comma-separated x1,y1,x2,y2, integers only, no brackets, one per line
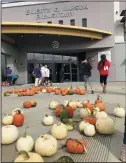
113,104,125,118
43,114,54,126
2,113,13,125
79,108,91,118
49,100,60,110
84,124,96,137
79,121,90,132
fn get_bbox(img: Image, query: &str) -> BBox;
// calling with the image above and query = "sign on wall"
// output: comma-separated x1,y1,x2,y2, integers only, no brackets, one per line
98,51,111,62
25,4,88,20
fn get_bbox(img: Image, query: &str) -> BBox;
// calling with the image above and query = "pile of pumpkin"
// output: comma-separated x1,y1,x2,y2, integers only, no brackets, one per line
1,95,125,162
3,86,86,97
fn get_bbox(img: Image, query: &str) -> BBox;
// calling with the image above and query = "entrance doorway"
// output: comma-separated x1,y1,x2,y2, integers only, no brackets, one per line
55,63,63,83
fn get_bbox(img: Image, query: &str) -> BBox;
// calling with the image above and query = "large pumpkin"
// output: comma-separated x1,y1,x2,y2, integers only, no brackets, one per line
14,89,19,94
8,89,13,94
23,101,32,109
13,110,24,127
29,91,35,96
30,100,37,107
75,88,81,94
66,138,87,154
95,95,102,104
80,89,86,95
55,105,64,117
96,103,105,111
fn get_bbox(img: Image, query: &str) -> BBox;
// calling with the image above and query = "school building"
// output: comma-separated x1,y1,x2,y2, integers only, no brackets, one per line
1,1,126,84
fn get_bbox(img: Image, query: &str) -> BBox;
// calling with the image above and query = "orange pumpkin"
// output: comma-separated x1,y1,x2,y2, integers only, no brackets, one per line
66,138,87,154
18,89,23,93
14,89,19,94
84,116,96,125
47,88,52,93
61,91,66,96
96,103,105,111
8,89,13,94
80,89,86,95
65,106,74,118
25,92,30,96
22,88,27,92
23,101,32,108
75,88,80,94
35,87,40,91
30,100,37,107
29,91,34,96
95,95,102,104
84,101,93,113
55,104,64,117
55,89,60,95
18,92,23,97
35,90,39,94
22,92,26,96
13,110,24,127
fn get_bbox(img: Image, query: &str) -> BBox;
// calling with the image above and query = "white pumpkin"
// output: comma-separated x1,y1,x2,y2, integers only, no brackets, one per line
16,130,34,152
49,101,60,110
77,101,84,108
51,122,68,139
2,113,13,125
113,105,125,118
63,100,69,107
14,151,44,162
2,125,19,144
42,89,47,93
96,117,115,135
95,111,108,119
79,108,91,118
69,101,77,110
43,114,54,126
79,121,90,132
35,134,58,156
84,124,96,137
12,108,23,116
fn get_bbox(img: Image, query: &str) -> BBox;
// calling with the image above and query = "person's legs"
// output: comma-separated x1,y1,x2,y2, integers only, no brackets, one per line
100,75,104,92
87,77,94,94
84,75,88,91
35,78,39,87
7,76,12,86
103,76,108,93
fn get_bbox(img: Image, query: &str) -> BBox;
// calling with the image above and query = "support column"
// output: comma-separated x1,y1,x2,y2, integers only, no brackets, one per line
16,52,27,85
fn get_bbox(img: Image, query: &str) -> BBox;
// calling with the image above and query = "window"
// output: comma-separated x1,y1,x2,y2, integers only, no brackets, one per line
82,18,87,27
70,19,75,26
44,54,53,60
47,21,52,24
59,20,63,25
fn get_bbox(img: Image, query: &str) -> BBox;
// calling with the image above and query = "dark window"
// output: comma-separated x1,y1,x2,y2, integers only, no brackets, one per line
59,20,63,25
47,21,52,24
70,19,75,26
82,18,87,27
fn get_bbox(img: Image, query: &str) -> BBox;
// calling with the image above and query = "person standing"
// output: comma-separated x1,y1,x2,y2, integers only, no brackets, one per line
81,57,94,94
97,54,110,93
40,64,46,86
33,64,41,87
45,65,50,85
60,68,64,83
6,67,13,86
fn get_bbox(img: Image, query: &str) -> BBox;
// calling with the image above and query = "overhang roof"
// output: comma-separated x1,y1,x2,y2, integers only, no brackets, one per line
1,22,112,40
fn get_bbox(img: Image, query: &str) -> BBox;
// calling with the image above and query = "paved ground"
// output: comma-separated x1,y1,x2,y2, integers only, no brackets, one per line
1,82,126,162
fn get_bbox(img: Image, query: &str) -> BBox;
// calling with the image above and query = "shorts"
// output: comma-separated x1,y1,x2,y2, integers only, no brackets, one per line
84,75,91,82
100,75,108,85
45,77,49,81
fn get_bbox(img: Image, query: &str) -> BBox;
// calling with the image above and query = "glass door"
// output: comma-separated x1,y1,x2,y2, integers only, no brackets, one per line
63,63,70,82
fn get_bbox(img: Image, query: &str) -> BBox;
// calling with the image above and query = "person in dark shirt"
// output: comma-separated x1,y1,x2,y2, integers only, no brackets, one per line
6,67,12,86
81,57,94,94
33,64,41,87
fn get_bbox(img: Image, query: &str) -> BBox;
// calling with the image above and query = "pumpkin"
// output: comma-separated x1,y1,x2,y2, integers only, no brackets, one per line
79,121,90,132
55,156,74,162
23,101,32,109
96,117,115,135
2,125,19,144
22,92,26,96
84,124,96,137
29,91,35,96
25,92,30,96
12,108,24,116
65,123,74,131
14,89,19,94
13,110,24,127
14,150,44,162
95,95,102,104
64,100,69,107
68,87,75,95
69,101,77,110
66,138,87,154
16,130,34,152
35,134,58,156
55,105,65,117
42,89,47,93
8,89,13,94
95,111,108,119
22,88,27,92
35,91,39,94
61,91,67,96
80,89,86,95
51,122,68,140
79,108,91,118
65,105,74,118
113,104,125,118
60,110,69,122
75,88,81,94
2,113,13,125
49,101,60,110
30,100,37,107
77,101,84,108
4,91,10,96
84,116,96,125
18,93,23,97
43,114,54,126
84,100,93,113
47,88,52,93
96,103,105,111
55,89,60,95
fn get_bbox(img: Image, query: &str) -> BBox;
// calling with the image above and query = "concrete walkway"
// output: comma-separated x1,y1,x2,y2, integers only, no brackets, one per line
1,82,126,162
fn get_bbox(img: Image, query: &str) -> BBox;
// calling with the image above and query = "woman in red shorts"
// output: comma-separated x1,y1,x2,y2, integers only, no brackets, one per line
97,54,110,93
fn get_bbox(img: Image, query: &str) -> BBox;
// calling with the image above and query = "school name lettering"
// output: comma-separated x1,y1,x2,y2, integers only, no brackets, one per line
25,4,88,20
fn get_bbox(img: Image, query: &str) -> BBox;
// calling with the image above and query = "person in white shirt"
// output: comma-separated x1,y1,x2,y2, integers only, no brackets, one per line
39,64,46,86
44,65,50,85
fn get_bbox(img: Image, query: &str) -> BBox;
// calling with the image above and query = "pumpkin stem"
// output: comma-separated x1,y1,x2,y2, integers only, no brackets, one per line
23,130,27,138
18,150,30,159
6,112,8,116
57,121,62,126
45,114,48,117
97,95,102,101
16,110,21,114
118,104,120,108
